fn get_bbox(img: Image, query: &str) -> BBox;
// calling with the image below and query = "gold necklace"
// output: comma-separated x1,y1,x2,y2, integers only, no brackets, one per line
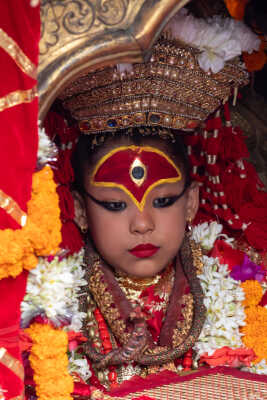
115,273,161,291
115,263,173,294
115,265,173,303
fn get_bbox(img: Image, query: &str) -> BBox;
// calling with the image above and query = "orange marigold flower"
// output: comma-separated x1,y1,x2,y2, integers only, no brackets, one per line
26,323,74,400
241,280,263,307
0,166,62,280
241,305,267,363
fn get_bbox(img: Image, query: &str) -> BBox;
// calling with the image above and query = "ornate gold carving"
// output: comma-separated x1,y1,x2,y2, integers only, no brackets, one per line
172,293,194,348
38,0,191,120
0,189,27,227
0,28,37,79
40,0,130,57
0,347,24,381
0,87,37,114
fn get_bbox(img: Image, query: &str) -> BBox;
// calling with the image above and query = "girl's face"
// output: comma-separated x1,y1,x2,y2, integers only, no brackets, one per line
76,140,199,278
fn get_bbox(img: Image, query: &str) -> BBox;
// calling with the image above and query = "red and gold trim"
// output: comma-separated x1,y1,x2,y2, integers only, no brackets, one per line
91,146,182,211
0,189,27,227
0,347,24,382
0,28,37,79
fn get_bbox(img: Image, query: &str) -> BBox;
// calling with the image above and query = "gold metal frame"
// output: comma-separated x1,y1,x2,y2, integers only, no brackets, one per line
38,0,190,120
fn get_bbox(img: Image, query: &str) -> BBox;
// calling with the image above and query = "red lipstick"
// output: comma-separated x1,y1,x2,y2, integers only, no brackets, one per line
129,244,159,258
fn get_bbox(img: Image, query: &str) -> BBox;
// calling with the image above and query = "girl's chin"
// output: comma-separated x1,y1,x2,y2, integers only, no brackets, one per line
114,261,169,279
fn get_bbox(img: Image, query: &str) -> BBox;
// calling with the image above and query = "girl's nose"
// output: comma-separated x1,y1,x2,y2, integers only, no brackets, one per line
129,207,155,235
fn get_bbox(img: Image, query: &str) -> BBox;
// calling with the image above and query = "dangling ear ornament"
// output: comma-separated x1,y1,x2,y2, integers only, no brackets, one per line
186,217,204,275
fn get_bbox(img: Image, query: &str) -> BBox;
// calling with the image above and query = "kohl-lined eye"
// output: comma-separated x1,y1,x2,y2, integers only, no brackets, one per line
100,201,127,212
153,196,179,208
83,189,127,212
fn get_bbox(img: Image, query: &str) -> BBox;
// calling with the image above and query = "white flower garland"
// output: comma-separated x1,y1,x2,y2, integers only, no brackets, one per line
192,222,266,375
194,256,246,355
21,249,86,331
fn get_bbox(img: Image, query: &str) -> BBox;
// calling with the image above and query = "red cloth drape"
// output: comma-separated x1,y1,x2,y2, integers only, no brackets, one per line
0,1,40,398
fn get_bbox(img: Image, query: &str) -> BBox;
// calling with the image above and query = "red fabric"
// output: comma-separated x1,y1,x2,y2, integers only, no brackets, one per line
0,1,39,229
211,240,244,269
0,2,40,398
0,271,28,399
200,346,256,367
61,220,84,254
94,147,181,205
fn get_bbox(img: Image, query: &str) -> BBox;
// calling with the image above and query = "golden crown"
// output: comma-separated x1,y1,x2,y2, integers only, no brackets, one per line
59,35,249,134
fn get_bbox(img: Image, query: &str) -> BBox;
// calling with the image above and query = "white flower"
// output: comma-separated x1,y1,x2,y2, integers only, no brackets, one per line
69,354,92,381
165,8,260,73
192,221,233,251
21,250,86,329
38,121,57,166
192,222,223,250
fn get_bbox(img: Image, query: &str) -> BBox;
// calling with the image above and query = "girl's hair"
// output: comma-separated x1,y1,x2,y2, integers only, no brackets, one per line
71,127,192,193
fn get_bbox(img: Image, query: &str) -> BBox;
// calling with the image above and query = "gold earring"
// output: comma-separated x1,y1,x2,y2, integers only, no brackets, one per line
81,226,88,234
186,217,203,275
186,216,193,232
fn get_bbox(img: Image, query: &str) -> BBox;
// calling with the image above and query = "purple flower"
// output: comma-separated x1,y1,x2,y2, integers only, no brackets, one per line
230,255,265,282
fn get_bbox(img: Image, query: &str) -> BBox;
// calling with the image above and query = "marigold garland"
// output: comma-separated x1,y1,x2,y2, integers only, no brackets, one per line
0,165,61,280
26,322,74,400
241,280,267,363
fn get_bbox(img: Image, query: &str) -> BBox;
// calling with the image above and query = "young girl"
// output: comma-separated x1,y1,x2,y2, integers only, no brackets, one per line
22,8,267,399
71,129,204,386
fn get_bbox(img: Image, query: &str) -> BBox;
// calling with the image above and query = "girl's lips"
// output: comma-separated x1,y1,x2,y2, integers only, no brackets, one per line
129,244,159,258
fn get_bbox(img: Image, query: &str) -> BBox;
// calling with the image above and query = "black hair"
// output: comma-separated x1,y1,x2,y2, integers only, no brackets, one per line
71,127,192,193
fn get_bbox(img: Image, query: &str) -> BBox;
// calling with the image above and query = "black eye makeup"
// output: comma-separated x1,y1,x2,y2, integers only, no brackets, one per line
83,189,127,212
152,182,189,208
153,196,180,208
82,180,189,212
99,200,127,212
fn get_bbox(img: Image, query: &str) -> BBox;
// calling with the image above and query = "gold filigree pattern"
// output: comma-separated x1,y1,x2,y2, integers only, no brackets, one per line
89,261,129,344
60,39,249,134
172,294,194,348
189,238,204,275
0,347,24,381
0,87,37,113
0,189,27,227
0,28,37,79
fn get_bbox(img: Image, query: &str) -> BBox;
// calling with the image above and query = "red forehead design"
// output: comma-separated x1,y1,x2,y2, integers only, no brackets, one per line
91,145,182,210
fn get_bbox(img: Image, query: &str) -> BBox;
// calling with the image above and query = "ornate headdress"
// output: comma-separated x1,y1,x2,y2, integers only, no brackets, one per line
59,9,254,134
56,8,267,253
